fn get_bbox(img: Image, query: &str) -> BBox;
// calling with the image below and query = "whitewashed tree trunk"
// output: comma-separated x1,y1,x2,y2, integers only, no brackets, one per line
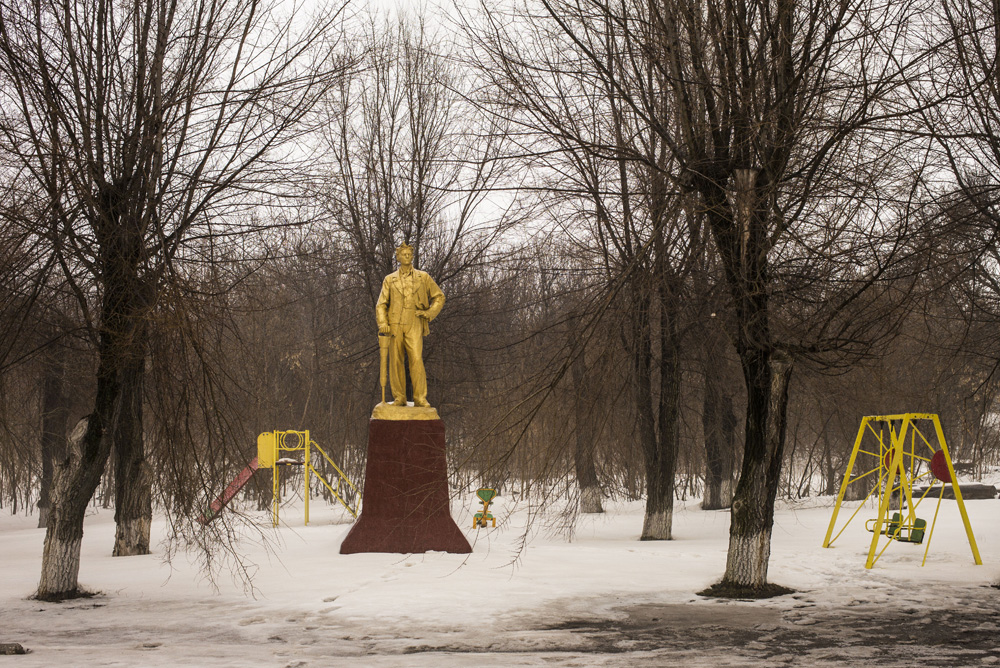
641,508,673,541
37,419,98,601
724,528,772,587
721,353,792,589
113,514,152,557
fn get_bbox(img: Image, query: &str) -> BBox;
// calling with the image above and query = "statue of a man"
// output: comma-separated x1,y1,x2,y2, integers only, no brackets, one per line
376,243,445,407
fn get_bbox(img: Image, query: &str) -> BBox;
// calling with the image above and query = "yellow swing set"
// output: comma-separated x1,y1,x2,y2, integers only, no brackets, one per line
822,413,982,569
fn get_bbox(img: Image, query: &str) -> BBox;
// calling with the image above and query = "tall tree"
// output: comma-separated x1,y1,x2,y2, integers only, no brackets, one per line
0,0,346,598
468,2,699,539
471,0,923,591
320,13,520,300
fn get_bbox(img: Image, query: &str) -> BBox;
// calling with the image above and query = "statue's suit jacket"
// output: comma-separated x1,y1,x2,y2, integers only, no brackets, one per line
375,269,445,336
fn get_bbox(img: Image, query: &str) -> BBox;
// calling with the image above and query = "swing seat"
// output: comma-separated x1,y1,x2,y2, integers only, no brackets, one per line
897,516,926,544
866,513,925,544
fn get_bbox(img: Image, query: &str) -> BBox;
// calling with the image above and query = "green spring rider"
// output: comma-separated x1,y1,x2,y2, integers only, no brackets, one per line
473,488,498,529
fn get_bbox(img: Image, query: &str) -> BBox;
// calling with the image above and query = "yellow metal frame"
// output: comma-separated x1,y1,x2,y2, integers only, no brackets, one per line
822,414,981,568
257,430,359,527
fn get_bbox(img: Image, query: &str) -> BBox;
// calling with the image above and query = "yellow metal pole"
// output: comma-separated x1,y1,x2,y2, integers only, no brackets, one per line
922,483,946,567
899,416,918,528
931,416,982,565
272,431,281,527
866,418,909,568
307,440,359,518
304,431,311,526
272,467,279,527
823,417,869,548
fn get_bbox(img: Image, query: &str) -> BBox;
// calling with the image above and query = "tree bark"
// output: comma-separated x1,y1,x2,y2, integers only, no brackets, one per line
629,280,680,542
644,280,681,540
38,418,94,599
38,347,69,529
37,259,141,599
702,360,738,510
702,174,795,589
723,352,792,588
625,290,669,540
38,396,119,600
571,344,603,514
113,339,151,557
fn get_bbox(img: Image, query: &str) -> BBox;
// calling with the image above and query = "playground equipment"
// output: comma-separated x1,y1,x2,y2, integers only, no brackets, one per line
199,430,358,526
822,413,982,568
472,488,498,528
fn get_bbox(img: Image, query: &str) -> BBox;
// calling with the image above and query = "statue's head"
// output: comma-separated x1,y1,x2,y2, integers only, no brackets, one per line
395,243,414,264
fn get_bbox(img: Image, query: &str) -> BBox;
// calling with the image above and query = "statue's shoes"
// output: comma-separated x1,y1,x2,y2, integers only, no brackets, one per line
413,399,431,408
392,400,408,406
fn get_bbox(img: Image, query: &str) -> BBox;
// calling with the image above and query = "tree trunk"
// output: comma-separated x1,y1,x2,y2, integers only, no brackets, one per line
38,348,69,529
722,351,792,588
625,290,669,540
38,418,94,599
701,175,796,591
644,284,680,540
37,262,140,600
822,432,835,496
702,357,738,510
570,321,603,514
37,406,117,600
719,396,738,504
113,340,151,557
628,286,678,541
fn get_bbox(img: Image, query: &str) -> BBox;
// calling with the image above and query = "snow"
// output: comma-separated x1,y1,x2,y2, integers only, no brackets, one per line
1,491,999,666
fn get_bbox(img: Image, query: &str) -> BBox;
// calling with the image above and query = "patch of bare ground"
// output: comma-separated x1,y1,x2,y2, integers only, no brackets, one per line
697,581,795,599
528,594,1000,665
32,589,100,603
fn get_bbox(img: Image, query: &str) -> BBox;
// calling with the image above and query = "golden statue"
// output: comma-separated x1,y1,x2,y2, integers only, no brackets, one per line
374,243,444,418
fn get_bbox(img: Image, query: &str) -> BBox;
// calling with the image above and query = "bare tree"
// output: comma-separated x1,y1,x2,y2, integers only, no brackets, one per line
0,0,346,599
929,0,1000,230
319,13,522,301
921,0,1000,385
466,1,708,539
469,0,926,592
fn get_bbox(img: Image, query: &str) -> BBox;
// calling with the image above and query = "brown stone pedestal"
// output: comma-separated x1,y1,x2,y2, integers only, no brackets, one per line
339,418,471,554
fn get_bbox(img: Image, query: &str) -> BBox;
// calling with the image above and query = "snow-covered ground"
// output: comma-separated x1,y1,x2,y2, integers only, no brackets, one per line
2,490,999,667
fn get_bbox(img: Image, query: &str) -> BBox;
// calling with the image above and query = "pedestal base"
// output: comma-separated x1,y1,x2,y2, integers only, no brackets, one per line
339,418,471,554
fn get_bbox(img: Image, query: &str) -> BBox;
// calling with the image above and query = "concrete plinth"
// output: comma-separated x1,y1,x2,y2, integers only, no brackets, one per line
339,418,471,554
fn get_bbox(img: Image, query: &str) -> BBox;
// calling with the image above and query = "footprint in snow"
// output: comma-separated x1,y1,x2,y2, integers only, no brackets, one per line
238,616,267,626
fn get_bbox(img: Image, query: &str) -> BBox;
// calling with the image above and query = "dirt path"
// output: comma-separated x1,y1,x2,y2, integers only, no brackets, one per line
4,585,998,667
390,587,1000,667
522,595,1000,666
